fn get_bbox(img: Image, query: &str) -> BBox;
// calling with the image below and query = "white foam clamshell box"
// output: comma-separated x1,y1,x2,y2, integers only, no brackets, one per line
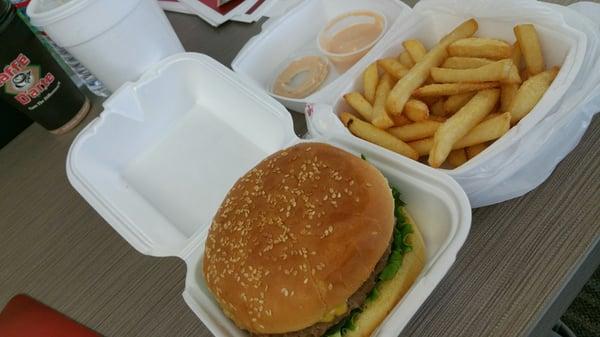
232,0,412,112
67,53,471,337
235,0,600,207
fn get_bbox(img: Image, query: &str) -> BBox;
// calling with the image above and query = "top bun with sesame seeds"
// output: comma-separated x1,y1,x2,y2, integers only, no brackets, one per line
203,142,396,334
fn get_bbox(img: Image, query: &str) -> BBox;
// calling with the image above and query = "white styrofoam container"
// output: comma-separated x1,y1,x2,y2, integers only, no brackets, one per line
299,0,595,208
67,53,471,337
306,1,586,168
232,0,411,112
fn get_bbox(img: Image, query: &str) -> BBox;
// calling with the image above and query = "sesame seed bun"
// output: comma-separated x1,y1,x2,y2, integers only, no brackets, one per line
203,142,395,334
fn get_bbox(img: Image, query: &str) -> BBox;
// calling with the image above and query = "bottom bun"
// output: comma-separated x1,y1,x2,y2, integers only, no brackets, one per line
343,212,426,337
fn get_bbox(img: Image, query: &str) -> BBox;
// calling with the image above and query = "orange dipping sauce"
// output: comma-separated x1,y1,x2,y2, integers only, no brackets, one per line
319,11,386,73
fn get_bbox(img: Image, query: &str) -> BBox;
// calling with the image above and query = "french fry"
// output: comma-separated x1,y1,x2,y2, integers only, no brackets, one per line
431,59,521,84
386,45,448,113
507,61,522,83
392,113,412,127
398,51,415,68
444,92,476,115
455,111,510,148
466,143,489,159
428,115,447,122
447,149,468,168
448,37,512,59
388,120,441,142
428,89,500,167
500,83,519,112
508,67,559,124
514,24,545,75
403,39,428,63
363,62,379,104
512,42,523,70
340,112,418,160
483,112,502,121
430,99,447,116
442,57,494,69
439,19,479,45
408,138,434,157
387,19,478,115
344,92,373,121
378,58,410,79
413,82,500,97
404,99,430,122
372,74,395,129
410,112,509,156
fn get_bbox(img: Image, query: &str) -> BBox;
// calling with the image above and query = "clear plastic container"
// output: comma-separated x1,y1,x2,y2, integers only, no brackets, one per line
318,10,386,73
269,50,332,100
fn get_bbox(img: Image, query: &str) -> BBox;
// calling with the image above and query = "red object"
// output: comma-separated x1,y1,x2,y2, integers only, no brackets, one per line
196,0,246,15
0,295,100,337
13,1,30,9
246,0,265,14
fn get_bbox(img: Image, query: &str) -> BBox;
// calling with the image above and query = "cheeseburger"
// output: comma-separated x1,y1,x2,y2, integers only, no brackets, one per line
203,142,425,337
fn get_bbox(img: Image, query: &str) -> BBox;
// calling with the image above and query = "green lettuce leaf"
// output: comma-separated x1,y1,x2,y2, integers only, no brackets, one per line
324,157,411,337
366,185,412,299
323,308,363,337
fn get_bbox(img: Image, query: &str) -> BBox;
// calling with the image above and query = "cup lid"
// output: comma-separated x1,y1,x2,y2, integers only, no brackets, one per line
27,0,94,26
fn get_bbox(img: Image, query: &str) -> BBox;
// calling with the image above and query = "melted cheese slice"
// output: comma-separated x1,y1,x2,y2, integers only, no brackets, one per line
320,302,348,322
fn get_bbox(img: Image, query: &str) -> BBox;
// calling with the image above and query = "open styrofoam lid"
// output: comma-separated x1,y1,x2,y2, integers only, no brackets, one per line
67,53,298,257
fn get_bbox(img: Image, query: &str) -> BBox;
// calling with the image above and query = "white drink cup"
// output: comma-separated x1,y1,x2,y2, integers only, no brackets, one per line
27,0,185,92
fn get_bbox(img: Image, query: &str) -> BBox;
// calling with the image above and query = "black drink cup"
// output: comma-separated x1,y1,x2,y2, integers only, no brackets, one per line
0,0,89,134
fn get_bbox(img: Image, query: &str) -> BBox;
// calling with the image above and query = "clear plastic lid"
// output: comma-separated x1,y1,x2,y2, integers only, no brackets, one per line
318,10,387,73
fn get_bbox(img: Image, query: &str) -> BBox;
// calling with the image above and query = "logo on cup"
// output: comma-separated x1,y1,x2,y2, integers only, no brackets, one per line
11,70,34,91
5,66,39,95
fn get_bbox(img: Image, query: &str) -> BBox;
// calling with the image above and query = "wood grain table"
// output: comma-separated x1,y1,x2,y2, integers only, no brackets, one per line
1,1,599,337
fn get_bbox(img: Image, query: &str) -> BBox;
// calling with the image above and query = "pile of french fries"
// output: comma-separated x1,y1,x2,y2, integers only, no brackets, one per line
340,19,560,168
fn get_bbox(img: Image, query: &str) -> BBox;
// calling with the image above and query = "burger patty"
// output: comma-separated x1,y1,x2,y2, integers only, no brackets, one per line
252,240,393,337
